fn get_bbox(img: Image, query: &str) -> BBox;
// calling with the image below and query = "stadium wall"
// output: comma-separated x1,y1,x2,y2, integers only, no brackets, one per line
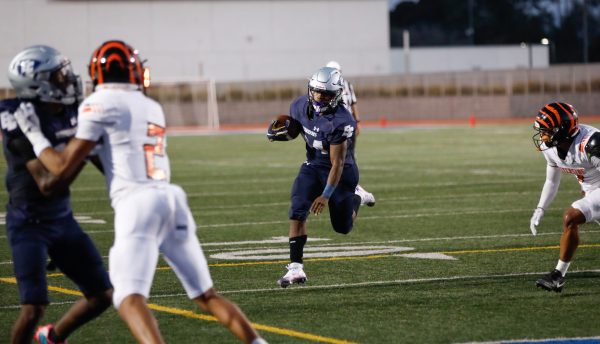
0,0,390,88
151,63,599,126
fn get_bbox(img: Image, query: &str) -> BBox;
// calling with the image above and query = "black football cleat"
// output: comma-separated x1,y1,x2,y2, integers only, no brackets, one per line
536,269,565,293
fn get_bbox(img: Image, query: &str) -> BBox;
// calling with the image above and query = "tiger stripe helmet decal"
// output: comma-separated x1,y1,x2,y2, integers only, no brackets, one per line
88,40,144,90
533,102,579,151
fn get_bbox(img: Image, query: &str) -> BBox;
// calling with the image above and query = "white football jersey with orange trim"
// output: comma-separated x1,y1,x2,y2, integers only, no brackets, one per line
541,124,600,193
75,84,170,205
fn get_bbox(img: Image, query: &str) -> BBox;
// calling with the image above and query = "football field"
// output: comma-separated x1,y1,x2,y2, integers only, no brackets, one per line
1,123,599,343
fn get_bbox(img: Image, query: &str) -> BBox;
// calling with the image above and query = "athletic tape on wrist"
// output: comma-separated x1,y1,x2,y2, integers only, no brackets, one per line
322,184,336,198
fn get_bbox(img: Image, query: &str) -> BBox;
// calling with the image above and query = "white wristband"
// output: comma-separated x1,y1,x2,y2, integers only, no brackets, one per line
29,132,51,157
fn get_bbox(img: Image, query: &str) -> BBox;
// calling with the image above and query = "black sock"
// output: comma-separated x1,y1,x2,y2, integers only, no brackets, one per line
49,327,62,342
289,235,307,263
352,194,362,216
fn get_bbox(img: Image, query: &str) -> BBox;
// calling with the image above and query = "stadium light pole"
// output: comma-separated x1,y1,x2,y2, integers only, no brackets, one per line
521,42,533,69
582,0,589,63
541,38,554,65
403,30,411,74
466,0,475,45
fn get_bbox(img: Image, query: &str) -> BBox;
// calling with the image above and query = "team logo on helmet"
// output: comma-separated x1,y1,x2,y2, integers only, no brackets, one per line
8,45,82,105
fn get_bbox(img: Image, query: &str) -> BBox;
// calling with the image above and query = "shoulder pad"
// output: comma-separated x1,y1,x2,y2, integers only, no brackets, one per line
584,132,600,158
0,99,22,135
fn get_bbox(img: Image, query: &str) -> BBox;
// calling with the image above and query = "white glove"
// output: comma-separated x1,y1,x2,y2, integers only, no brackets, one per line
530,207,544,236
14,102,51,157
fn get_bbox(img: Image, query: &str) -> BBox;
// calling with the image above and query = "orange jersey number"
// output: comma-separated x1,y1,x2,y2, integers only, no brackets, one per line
143,122,166,180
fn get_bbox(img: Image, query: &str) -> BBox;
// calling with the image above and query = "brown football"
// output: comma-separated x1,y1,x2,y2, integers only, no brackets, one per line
275,114,302,139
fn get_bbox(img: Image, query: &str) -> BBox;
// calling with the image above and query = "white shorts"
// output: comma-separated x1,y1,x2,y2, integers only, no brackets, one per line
109,184,213,308
572,188,600,222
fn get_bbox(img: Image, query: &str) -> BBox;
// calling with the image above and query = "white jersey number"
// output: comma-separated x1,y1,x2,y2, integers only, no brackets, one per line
144,123,167,180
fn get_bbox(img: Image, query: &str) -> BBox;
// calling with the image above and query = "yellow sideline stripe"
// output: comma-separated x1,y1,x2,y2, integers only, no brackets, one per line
442,243,600,255
0,277,356,343
149,303,356,344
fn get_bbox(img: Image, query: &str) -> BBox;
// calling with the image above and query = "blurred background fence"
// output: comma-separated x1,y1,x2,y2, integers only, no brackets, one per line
2,63,599,128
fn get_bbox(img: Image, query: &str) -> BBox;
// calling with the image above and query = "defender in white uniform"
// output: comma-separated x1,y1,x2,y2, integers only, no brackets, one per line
530,102,600,293
15,40,266,344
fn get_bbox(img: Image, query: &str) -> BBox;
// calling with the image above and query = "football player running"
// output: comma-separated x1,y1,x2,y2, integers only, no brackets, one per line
267,66,364,287
530,102,600,293
14,40,267,344
325,60,375,207
2,45,113,344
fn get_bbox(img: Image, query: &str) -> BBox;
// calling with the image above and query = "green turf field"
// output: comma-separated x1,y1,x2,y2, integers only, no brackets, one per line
1,123,599,343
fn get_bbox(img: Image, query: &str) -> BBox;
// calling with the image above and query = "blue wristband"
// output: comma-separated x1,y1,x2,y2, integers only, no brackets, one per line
322,184,336,198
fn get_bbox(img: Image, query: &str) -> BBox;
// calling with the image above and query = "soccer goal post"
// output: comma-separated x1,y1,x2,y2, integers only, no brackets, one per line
82,79,220,130
144,78,220,130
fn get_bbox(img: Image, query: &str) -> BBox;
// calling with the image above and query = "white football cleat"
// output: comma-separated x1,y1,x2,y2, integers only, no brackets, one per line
355,184,376,207
277,262,307,288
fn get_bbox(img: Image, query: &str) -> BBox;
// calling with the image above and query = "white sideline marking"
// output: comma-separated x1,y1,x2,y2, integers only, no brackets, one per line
210,245,413,260
198,206,600,229
0,301,76,310
2,270,600,309
146,269,600,298
218,269,600,295
397,252,458,260
67,190,574,211
195,208,545,228
59,178,543,200
202,236,331,247
2,230,600,264
0,213,105,226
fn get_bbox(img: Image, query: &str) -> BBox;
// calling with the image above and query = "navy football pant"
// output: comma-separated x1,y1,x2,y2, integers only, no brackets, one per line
289,162,359,234
6,212,112,305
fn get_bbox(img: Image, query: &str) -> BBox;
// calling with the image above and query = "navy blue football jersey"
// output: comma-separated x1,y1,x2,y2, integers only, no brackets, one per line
0,98,78,220
289,95,357,167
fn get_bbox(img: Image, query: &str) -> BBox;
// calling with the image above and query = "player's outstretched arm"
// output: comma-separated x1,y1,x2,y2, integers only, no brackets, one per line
13,102,97,183
530,165,561,235
26,158,86,197
36,138,97,182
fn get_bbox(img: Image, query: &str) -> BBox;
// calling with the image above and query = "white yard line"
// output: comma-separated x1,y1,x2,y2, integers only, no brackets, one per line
2,229,600,264
146,269,600,298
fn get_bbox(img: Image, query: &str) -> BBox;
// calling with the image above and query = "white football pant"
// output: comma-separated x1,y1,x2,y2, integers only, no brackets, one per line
109,184,213,308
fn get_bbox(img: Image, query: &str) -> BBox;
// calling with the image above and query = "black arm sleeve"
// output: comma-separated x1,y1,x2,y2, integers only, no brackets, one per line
8,135,36,161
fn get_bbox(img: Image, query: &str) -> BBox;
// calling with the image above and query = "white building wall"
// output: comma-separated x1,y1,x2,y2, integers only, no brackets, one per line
391,45,550,74
0,0,390,87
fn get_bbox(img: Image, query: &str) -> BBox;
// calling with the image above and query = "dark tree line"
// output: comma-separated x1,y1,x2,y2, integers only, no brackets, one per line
390,0,600,63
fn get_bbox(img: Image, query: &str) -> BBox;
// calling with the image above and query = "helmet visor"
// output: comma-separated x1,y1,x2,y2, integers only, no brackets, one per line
309,87,336,103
